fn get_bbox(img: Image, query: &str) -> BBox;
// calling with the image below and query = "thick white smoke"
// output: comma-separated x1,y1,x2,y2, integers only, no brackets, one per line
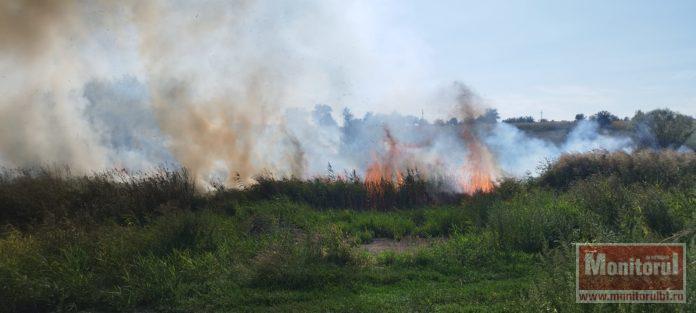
484,120,633,177
0,0,637,190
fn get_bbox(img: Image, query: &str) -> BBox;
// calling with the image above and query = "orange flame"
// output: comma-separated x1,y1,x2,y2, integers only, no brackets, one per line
364,127,404,186
362,118,499,195
459,123,498,195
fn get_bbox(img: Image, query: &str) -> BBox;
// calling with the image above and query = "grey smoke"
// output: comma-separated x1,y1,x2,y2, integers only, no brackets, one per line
0,0,656,191
284,106,635,184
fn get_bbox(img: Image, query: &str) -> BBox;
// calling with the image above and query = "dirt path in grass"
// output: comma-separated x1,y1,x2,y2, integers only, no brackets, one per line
360,237,443,254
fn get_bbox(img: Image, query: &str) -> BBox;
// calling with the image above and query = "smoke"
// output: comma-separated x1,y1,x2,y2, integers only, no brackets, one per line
451,83,500,193
0,1,78,59
1,0,428,181
0,1,109,170
0,0,643,192
83,78,173,170
562,120,633,153
483,120,633,178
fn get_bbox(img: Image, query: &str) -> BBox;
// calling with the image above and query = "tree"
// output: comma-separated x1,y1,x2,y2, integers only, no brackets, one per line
312,104,337,127
503,116,534,123
342,107,354,125
341,108,358,145
477,108,500,124
575,114,585,121
631,109,695,149
590,111,619,128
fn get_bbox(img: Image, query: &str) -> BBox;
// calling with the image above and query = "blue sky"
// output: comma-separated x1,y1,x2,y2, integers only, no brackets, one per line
387,0,696,120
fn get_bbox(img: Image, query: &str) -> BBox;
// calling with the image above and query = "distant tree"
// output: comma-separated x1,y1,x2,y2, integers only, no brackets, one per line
590,111,619,128
446,117,459,125
574,114,585,121
477,108,500,123
631,109,695,148
503,116,534,123
312,104,337,127
341,108,357,145
342,107,354,125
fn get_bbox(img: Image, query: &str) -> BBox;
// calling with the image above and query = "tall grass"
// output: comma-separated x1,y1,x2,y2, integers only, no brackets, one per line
538,150,695,189
0,167,197,229
244,169,458,211
0,150,694,311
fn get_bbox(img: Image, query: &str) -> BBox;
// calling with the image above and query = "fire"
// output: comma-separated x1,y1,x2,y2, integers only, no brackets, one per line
364,155,404,186
459,122,499,195
364,127,404,186
461,163,496,194
362,112,499,195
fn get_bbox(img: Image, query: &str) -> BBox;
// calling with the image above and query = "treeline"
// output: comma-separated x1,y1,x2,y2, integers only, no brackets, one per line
505,108,695,149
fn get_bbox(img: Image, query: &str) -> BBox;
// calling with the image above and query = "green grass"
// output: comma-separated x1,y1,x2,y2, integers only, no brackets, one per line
0,207,537,312
2,199,693,312
0,151,694,312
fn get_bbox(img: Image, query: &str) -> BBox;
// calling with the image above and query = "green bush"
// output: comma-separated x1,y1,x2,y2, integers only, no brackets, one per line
488,189,597,252
414,207,472,237
631,109,695,149
567,176,692,240
249,225,358,290
538,150,695,190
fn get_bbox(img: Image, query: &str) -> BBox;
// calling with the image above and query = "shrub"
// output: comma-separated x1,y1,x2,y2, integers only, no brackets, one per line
566,175,631,228
538,150,696,190
249,226,356,290
414,207,472,237
488,189,597,252
631,109,695,149
590,110,619,128
338,212,417,241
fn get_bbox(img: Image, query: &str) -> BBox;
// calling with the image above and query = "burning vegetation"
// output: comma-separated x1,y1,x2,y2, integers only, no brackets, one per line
364,128,404,187
458,122,499,194
362,119,500,195
2,0,689,199
359,84,503,196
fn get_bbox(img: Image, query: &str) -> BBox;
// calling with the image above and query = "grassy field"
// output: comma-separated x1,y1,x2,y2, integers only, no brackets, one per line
0,151,694,312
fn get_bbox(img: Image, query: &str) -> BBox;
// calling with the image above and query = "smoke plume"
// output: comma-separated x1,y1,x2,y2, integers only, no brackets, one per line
0,0,642,193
